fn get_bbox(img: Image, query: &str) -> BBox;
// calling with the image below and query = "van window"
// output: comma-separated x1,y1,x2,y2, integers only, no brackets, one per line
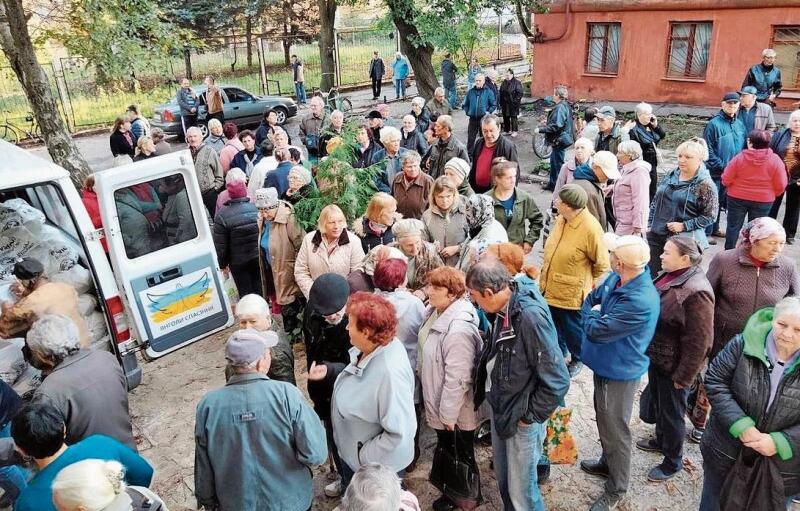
114,174,198,259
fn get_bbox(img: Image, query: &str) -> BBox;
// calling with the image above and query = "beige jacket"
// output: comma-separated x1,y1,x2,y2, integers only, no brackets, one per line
295,229,365,298
258,202,306,305
0,281,90,346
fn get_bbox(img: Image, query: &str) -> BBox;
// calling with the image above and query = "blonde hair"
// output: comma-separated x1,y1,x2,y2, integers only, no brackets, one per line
675,137,709,161
365,193,397,223
136,136,153,152
592,151,618,176
573,137,595,153
207,118,223,131
318,204,346,233
51,459,125,511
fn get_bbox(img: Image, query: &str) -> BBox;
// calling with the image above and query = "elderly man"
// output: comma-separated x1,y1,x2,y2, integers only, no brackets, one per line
392,152,434,220
703,92,747,240
742,48,782,105
462,73,497,151
369,51,386,100
469,259,570,511
177,77,198,137
373,126,410,188
195,329,327,511
186,126,224,218
469,114,518,194
27,314,136,449
594,106,629,154
299,96,327,161
441,53,459,109
0,258,89,346
738,85,776,132
319,109,345,157
426,87,453,119
426,115,469,179
579,234,660,511
400,114,429,156
538,85,573,191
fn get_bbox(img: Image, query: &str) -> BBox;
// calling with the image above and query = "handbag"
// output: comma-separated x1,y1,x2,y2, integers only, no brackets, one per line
543,408,578,464
429,429,481,509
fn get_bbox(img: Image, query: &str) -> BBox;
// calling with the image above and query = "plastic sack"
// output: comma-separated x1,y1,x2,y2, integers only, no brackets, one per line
86,311,108,343
31,224,80,275
0,198,45,234
543,408,578,464
223,271,239,306
52,265,94,295
0,339,27,385
0,228,38,280
78,293,98,316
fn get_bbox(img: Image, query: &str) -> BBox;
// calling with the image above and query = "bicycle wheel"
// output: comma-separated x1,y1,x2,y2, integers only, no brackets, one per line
339,98,353,115
0,124,20,145
532,132,553,159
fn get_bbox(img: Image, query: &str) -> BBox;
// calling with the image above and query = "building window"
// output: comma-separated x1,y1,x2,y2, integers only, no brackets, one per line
667,22,712,78
772,26,800,90
585,23,621,75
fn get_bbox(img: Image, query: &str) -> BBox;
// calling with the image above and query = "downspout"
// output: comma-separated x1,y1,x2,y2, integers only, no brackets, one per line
539,0,571,43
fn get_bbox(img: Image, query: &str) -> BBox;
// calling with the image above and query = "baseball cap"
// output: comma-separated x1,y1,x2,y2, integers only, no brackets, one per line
722,92,740,103
225,328,279,366
596,106,617,119
602,233,650,269
738,86,758,96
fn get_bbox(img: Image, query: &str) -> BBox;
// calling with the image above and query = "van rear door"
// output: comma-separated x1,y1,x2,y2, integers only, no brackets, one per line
94,151,232,358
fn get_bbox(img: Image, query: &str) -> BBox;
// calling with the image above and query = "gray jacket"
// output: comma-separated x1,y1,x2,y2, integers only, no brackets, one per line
195,373,327,511
204,134,225,154
191,145,224,193
428,135,470,180
35,350,135,450
177,87,198,116
421,197,469,266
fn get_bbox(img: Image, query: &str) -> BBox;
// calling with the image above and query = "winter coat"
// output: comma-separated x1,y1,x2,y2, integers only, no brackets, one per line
461,86,496,120
594,125,629,154
539,101,572,149
702,307,800,497
353,217,394,253
376,289,425,384
739,102,777,133
425,98,452,119
487,186,543,247
540,208,609,310
612,159,651,235
468,135,518,194
109,131,135,158
212,197,259,268
771,128,800,184
499,78,523,117
231,149,265,177
215,188,256,214
742,63,783,102
113,190,151,258
392,171,434,220
441,58,458,88
129,117,150,142
400,128,429,156
392,57,410,80
162,189,196,245
581,270,661,381
486,77,498,104
628,121,665,174
295,229,365,299
204,133,225,154
299,112,327,157
648,165,718,246
428,135,470,180
722,148,787,203
421,298,482,430
457,220,508,271
388,240,443,292
220,138,244,173
703,111,747,178
473,278,570,438
572,164,607,231
369,57,385,79
302,310,351,420
421,197,469,266
190,144,224,193
411,109,431,133
259,201,305,306
177,87,198,116
706,246,800,358
648,266,714,387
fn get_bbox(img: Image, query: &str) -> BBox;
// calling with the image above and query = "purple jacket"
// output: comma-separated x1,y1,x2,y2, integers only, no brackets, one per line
612,159,651,235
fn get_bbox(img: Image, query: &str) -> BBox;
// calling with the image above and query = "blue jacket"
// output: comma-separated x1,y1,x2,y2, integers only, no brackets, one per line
742,63,782,102
703,111,746,178
231,148,265,175
462,86,497,120
648,164,718,245
540,101,573,149
581,270,660,381
265,160,293,197
393,57,409,80
195,373,327,511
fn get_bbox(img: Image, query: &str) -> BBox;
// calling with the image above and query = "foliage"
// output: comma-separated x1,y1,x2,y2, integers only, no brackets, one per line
412,0,493,63
293,122,383,230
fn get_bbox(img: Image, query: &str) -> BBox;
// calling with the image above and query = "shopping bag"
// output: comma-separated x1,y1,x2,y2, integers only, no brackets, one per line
720,449,785,511
222,271,239,307
544,408,578,464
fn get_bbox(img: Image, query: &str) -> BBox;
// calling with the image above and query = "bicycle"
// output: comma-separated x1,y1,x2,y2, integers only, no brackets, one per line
310,87,353,117
532,98,587,159
0,111,42,145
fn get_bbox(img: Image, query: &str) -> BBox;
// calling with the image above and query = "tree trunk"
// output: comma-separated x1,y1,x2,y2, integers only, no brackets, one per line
386,0,437,99
0,0,91,188
317,0,336,91
246,15,253,68
282,19,291,66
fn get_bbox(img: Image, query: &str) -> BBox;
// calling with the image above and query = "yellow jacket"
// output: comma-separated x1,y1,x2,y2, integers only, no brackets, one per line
540,209,610,310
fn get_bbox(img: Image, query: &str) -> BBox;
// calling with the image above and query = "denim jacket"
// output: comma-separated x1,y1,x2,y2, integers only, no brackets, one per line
648,164,718,247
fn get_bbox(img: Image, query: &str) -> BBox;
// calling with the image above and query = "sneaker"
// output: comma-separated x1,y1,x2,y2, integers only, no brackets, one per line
636,437,663,453
707,238,718,246
580,459,610,478
688,427,704,444
324,479,343,497
589,492,623,511
647,463,680,482
568,361,583,378
511,131,518,137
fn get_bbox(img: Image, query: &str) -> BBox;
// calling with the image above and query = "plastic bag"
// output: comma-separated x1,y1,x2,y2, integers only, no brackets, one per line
223,271,239,306
0,339,27,385
78,293,98,316
0,198,45,234
31,225,80,275
52,265,94,294
86,311,109,343
544,408,578,464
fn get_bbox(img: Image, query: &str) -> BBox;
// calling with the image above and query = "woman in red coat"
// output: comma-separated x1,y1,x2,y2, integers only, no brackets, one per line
80,174,108,252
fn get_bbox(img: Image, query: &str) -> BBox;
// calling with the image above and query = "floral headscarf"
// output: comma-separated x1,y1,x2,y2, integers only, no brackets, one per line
465,194,495,230
736,217,785,250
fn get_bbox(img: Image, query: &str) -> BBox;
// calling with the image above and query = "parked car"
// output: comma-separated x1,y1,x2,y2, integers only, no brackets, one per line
151,84,298,138
0,140,235,391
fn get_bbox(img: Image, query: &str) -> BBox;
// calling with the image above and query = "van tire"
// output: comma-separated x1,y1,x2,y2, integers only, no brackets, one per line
121,352,142,391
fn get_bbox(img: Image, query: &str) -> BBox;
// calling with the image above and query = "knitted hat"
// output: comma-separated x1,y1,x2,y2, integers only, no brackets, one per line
227,180,248,199
558,184,588,210
392,218,425,239
255,188,279,209
444,157,469,182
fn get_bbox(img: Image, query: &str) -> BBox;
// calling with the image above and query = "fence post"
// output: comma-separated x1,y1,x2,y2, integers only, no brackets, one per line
333,30,341,87
257,37,268,95
183,46,193,80
497,14,502,61
52,65,72,132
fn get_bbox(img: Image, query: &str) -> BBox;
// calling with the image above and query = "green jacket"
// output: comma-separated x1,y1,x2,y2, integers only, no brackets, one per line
486,186,544,247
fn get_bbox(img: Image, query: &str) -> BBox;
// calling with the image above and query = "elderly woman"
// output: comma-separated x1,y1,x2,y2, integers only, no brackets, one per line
283,165,314,204
572,150,619,231
637,237,713,482
498,68,523,136
212,178,261,297
295,204,365,299
391,152,434,221
109,116,135,158
722,129,787,249
422,176,469,266
410,97,431,132
648,137,718,274
348,245,407,294
540,184,610,376
342,463,422,511
308,292,416,486
234,293,295,385
419,266,483,510
554,137,594,198
215,168,255,213
612,140,651,236
256,188,306,339
699,297,800,510
625,102,666,199
443,157,474,197
374,126,410,186
390,219,443,297
355,192,398,252
457,194,508,271
487,159,544,253
768,109,800,245
133,136,156,161
400,114,429,156
204,118,225,154
219,122,243,174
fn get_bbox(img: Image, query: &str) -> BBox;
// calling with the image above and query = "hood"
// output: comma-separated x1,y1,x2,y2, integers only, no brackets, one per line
741,307,774,367
511,277,547,314
739,147,773,166
573,162,597,182
621,159,651,176
431,298,479,332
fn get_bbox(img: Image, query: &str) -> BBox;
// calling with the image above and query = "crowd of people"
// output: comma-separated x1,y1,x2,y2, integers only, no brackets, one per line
4,47,797,511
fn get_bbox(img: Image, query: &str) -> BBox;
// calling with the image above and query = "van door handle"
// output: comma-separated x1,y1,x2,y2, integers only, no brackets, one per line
145,267,183,287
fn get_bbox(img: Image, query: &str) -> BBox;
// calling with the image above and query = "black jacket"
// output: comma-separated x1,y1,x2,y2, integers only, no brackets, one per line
628,121,665,172
212,197,259,267
303,309,351,420
499,78,523,116
357,217,394,253
469,134,519,194
474,278,570,439
428,135,470,180
400,128,429,156
369,57,386,79
110,131,135,158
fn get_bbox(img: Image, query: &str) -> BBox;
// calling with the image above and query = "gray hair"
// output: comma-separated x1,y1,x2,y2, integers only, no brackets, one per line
436,115,453,133
480,113,500,127
27,314,81,363
434,86,444,96
330,110,344,121
789,109,800,125
225,167,246,184
634,102,653,116
401,151,422,166
763,48,777,58
573,137,595,153
207,118,222,131
411,97,425,108
466,259,511,294
341,463,402,511
236,294,269,318
554,85,569,99
309,96,324,107
380,126,401,145
774,296,800,321
617,140,643,161
186,126,202,137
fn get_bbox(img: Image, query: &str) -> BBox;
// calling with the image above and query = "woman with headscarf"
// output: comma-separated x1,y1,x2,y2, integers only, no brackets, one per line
389,219,443,300
457,194,508,271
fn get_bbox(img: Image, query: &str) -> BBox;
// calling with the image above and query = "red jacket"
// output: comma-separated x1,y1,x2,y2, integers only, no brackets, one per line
81,188,108,252
721,147,787,203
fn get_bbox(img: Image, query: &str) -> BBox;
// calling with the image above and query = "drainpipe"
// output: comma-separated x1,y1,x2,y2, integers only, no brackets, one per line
538,0,571,43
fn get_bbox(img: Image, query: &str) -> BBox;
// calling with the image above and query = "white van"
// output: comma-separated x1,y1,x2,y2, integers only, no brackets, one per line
0,141,233,390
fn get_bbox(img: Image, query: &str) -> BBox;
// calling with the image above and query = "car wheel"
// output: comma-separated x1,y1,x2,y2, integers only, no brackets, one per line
273,107,288,125
198,123,209,138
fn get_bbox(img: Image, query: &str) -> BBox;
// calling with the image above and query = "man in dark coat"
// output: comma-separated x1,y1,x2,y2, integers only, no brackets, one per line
538,85,573,191
469,114,518,194
741,48,782,105
441,53,459,109
369,51,386,100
